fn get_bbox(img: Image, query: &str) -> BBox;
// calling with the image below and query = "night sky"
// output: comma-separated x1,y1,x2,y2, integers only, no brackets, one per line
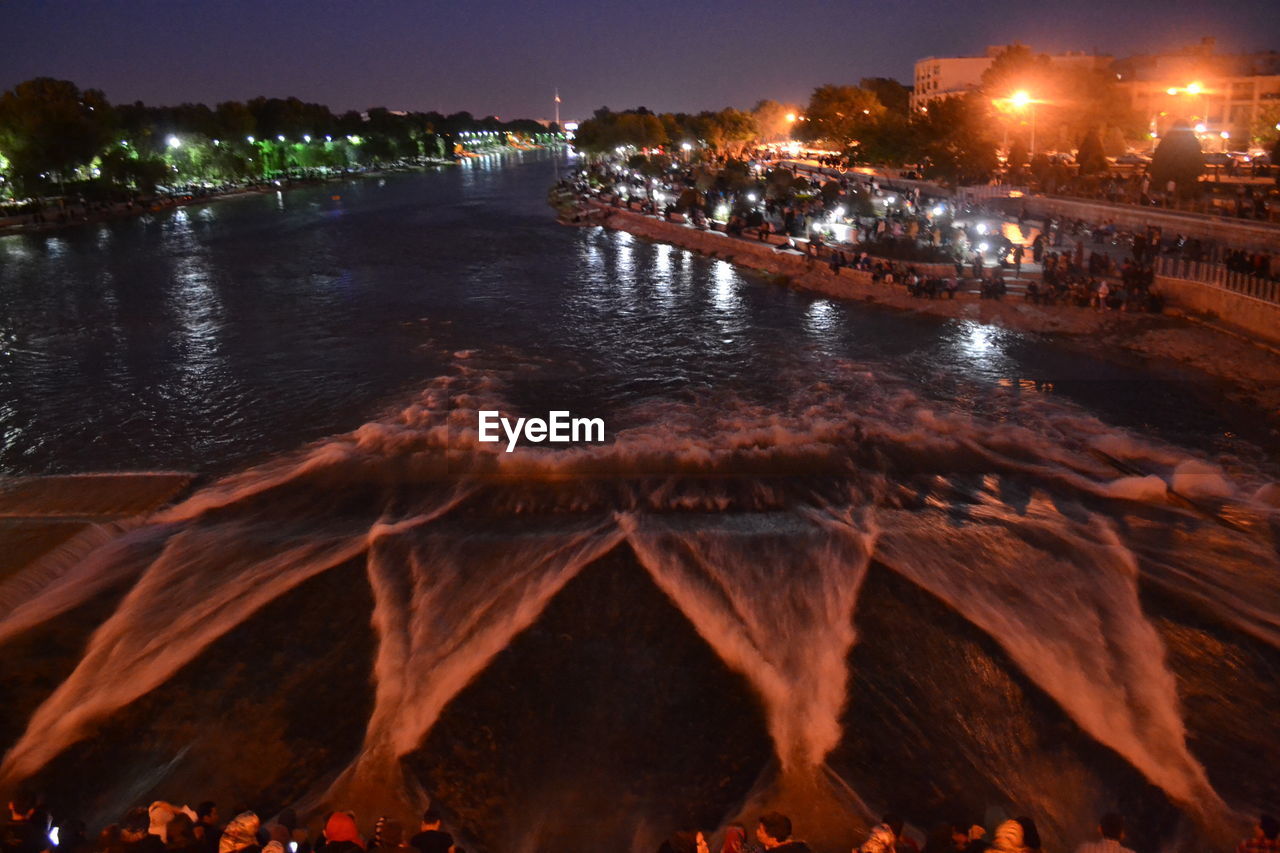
4,0,1279,121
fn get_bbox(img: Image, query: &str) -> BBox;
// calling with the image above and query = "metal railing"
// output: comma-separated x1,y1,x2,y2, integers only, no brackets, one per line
1155,256,1280,305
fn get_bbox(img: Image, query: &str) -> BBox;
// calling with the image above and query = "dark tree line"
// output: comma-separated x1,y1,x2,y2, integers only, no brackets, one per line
0,78,561,198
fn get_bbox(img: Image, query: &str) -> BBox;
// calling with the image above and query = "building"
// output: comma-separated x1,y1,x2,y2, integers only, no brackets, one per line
910,44,1111,112
1114,37,1280,145
910,37,1280,145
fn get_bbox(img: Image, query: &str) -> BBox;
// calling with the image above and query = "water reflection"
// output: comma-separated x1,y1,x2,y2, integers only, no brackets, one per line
161,207,227,410
712,260,738,314
652,244,674,308
803,299,839,338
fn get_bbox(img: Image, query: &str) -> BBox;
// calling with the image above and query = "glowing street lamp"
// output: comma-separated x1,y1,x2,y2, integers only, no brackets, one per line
1164,83,1208,132
247,135,255,143
1009,90,1037,154
166,135,181,148
785,113,796,122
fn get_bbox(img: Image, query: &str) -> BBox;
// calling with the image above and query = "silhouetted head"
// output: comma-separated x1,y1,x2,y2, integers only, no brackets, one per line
420,808,441,832
167,814,197,849
121,808,151,842
1014,818,1040,851
197,803,218,825
757,813,792,847
1099,814,1124,841
660,831,698,853
9,791,38,821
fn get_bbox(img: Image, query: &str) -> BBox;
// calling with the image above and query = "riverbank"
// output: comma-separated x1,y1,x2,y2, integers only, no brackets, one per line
573,200,1280,418
0,159,459,236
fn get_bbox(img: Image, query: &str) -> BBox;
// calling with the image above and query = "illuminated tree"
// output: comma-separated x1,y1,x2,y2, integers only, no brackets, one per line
698,108,756,156
799,85,884,147
982,45,1140,150
859,77,911,115
751,100,801,143
1252,104,1280,148
846,113,917,166
914,95,998,186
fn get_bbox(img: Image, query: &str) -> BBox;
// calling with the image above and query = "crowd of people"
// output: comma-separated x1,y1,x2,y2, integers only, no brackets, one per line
5,793,1278,853
1037,216,1277,282
563,149,1280,314
0,795,462,853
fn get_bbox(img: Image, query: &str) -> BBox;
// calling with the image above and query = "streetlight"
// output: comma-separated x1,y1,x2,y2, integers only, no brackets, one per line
1164,82,1207,134
1010,90,1037,154
166,135,181,148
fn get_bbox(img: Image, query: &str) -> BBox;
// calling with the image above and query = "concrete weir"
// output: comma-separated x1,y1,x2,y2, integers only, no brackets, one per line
0,473,194,580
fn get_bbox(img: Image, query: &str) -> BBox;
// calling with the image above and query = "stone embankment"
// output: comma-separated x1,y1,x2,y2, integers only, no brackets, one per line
573,199,1280,418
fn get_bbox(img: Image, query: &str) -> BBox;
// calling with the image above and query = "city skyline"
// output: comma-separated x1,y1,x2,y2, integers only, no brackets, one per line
4,0,1280,120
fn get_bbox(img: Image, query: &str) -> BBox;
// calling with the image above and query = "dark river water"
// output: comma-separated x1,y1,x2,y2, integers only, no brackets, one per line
0,150,1273,475
0,150,1277,853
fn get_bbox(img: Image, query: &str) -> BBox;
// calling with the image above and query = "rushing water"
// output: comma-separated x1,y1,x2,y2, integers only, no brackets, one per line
0,151,1278,853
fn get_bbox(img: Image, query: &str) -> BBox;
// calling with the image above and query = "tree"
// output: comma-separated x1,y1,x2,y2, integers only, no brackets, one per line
751,99,801,143
982,46,1141,153
616,112,667,149
1076,128,1108,174
859,78,911,115
701,108,756,156
765,166,796,201
572,108,666,154
1103,126,1128,158
0,78,114,194
1007,136,1029,174
1253,104,1280,149
847,113,918,166
914,95,998,186
800,85,884,147
1149,123,1203,196
980,44,1053,98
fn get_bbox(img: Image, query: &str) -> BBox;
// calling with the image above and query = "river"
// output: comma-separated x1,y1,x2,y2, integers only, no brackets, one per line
0,150,1276,853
